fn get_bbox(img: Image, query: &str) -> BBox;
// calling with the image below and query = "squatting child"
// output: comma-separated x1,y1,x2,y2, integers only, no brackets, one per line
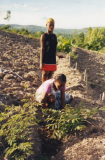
35,74,73,110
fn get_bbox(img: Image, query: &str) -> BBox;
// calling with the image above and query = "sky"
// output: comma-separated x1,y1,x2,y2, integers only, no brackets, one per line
0,0,105,29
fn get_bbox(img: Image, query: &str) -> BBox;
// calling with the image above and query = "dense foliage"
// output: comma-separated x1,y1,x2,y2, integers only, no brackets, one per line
57,35,72,53
0,97,97,159
0,25,72,53
0,24,89,34
0,25,44,39
0,99,41,160
43,103,97,139
1,24,105,53
73,27,105,52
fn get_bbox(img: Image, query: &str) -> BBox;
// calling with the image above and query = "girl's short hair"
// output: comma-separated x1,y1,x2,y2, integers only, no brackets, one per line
46,18,55,25
54,74,66,82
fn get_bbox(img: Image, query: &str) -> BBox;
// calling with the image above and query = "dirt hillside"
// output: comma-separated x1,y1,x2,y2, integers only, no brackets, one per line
0,30,105,160
0,30,41,107
51,49,105,160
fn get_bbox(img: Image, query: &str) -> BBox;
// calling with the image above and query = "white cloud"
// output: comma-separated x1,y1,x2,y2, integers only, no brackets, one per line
0,11,8,24
23,4,27,8
28,6,48,12
42,16,47,20
1,1,105,29
12,4,21,9
4,12,43,26
28,7,40,11
0,5,11,10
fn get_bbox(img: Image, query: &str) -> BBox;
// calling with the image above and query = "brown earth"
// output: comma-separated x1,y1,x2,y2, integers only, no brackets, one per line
0,30,105,160
50,49,105,160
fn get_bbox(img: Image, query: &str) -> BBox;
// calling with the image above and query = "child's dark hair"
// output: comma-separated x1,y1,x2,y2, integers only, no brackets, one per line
54,74,66,82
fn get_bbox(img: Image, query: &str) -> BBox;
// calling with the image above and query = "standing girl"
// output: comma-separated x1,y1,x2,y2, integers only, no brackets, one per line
40,18,57,83
35,74,73,110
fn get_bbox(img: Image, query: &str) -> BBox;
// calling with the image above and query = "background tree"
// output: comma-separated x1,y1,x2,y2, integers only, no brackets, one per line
4,10,11,24
84,27,92,44
73,29,77,38
71,30,77,45
84,27,105,51
76,32,84,47
35,31,44,38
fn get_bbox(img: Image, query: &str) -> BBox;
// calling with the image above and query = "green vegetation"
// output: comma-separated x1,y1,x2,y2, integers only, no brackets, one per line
0,25,44,39
43,103,97,139
4,10,11,24
73,27,105,52
57,35,71,53
0,25,11,30
0,99,41,160
1,24,105,53
0,96,97,159
0,24,89,34
0,25,73,54
70,51,78,60
0,24,103,159
0,25,44,38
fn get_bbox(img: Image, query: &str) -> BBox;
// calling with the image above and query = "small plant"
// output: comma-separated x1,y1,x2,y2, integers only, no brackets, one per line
70,51,78,61
57,36,71,53
99,107,105,111
88,79,97,89
0,99,41,160
12,54,15,57
22,84,27,90
43,103,97,139
90,82,97,89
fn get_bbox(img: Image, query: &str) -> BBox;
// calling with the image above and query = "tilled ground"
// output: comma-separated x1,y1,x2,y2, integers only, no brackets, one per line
0,30,42,160
0,30,41,107
1,30,105,160
50,49,105,160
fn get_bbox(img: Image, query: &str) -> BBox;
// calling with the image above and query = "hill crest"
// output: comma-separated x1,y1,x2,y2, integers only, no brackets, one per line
0,24,100,34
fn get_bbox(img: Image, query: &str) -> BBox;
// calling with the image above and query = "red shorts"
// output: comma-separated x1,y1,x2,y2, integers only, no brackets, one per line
43,64,57,71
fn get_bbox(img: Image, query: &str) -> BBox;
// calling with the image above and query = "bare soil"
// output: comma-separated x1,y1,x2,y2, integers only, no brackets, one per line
0,30,105,160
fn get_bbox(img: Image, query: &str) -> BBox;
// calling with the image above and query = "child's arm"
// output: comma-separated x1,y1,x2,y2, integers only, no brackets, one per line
40,34,45,70
41,91,48,108
41,93,56,108
61,90,65,109
55,35,58,55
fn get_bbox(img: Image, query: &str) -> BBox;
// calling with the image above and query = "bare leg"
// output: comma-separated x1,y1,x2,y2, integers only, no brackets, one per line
48,71,54,79
42,70,49,83
42,71,54,83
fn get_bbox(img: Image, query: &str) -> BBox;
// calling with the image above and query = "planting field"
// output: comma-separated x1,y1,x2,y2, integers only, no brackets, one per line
0,30,105,160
